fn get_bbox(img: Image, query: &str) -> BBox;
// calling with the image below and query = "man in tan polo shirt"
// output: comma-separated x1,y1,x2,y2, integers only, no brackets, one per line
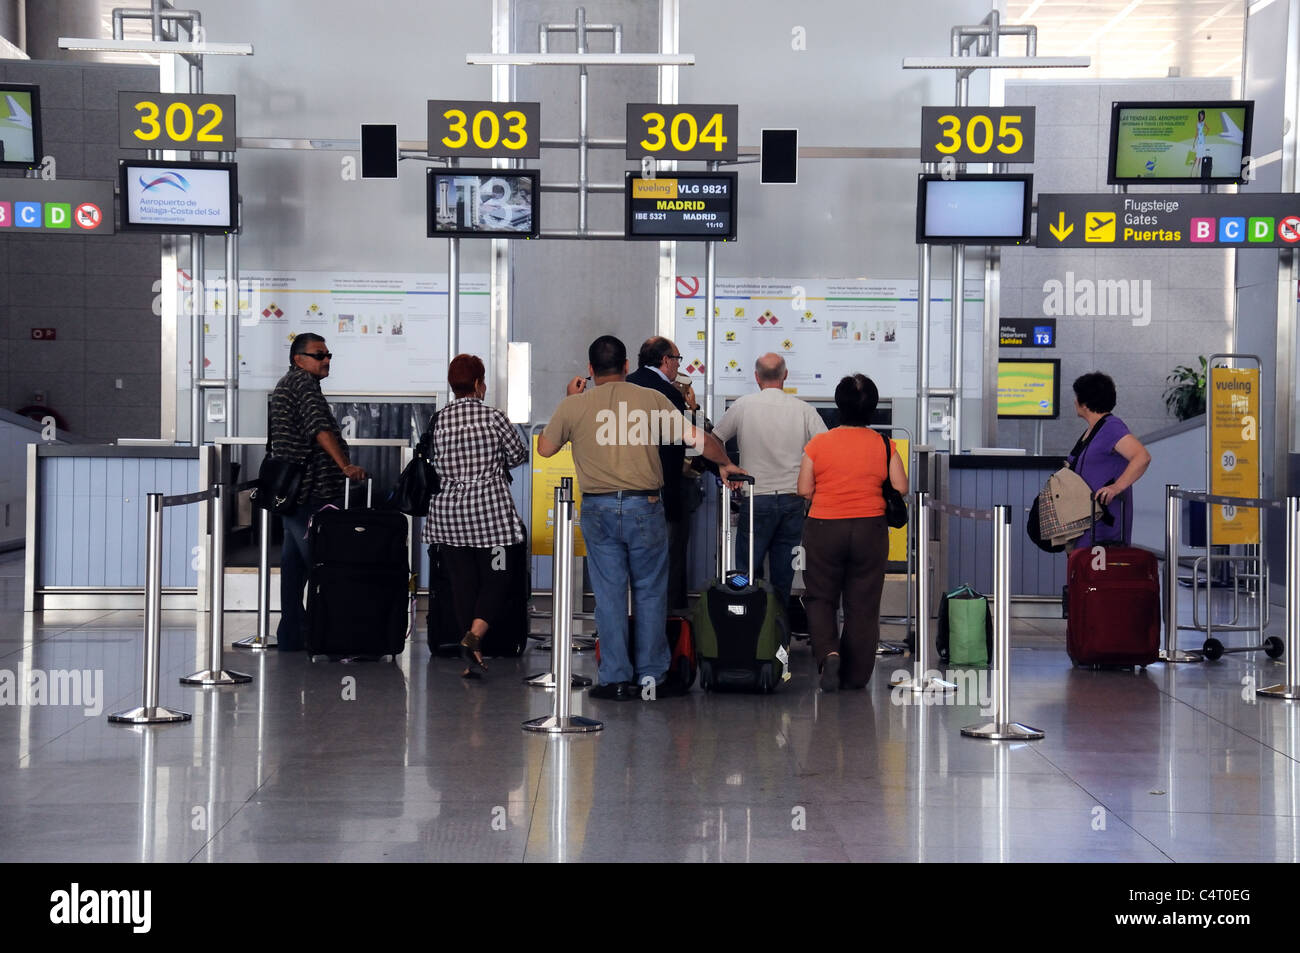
539,334,743,700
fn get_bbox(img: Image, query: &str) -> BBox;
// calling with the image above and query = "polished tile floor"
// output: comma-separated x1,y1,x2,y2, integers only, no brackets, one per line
2,548,1298,863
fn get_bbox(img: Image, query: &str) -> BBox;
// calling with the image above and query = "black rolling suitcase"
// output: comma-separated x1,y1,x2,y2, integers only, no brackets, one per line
306,480,412,660
426,538,529,658
694,476,790,693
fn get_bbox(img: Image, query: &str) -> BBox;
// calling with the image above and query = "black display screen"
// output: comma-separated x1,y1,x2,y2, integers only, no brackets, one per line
624,171,737,241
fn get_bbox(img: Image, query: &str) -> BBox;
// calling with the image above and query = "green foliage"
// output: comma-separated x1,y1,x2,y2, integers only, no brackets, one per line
1164,356,1207,421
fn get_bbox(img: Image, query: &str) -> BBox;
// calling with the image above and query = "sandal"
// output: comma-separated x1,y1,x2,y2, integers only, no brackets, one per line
460,631,488,675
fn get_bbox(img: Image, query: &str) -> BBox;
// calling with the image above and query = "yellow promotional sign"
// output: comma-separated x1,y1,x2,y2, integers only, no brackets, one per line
1208,366,1260,545
889,438,910,562
530,435,586,557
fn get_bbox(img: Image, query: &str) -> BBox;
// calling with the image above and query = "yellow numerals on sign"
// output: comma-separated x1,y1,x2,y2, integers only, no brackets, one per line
441,108,528,152
934,113,1024,156
639,111,728,154
132,100,224,143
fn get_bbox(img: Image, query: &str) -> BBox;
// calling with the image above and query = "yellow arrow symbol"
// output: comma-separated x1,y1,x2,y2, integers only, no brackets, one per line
1048,211,1074,242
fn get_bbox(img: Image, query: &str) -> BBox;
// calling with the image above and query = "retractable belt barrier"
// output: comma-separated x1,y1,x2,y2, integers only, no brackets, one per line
897,492,1043,741
1165,485,1300,698
109,480,256,725
523,478,602,733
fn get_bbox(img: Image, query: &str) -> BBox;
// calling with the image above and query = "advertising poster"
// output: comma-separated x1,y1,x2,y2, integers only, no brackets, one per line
1208,365,1260,545
996,360,1059,418
529,436,586,557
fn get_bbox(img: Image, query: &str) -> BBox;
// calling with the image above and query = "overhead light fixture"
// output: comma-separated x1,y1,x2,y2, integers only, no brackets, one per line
903,56,1091,68
58,37,253,55
466,52,693,66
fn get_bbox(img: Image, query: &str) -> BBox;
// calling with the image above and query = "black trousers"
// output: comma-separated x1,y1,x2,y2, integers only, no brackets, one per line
439,542,525,634
802,515,889,688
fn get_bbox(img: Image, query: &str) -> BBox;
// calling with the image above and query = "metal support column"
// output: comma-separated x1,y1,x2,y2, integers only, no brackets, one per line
1162,484,1201,662
1259,496,1300,699
181,482,251,685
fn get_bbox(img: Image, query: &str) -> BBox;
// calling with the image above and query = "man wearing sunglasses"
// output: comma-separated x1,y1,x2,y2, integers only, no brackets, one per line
268,333,367,651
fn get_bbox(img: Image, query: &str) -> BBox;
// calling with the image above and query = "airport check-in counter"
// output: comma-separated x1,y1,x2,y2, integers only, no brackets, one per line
24,443,210,612
927,451,1069,612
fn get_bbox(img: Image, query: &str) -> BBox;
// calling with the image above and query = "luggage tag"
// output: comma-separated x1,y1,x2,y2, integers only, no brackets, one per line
775,644,792,680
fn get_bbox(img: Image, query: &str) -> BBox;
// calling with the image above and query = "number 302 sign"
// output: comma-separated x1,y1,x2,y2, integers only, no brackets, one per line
118,92,236,150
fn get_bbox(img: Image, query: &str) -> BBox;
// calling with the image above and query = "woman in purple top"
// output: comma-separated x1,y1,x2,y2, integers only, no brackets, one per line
1065,372,1152,547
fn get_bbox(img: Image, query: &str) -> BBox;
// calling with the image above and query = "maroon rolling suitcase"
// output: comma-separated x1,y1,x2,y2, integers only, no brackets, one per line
1064,500,1161,668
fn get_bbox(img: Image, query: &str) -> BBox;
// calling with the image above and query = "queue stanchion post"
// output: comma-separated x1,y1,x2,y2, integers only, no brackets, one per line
1258,495,1300,699
234,505,277,650
961,504,1043,740
893,491,955,695
525,477,593,689
1161,484,1200,663
109,493,191,724
524,479,602,733
181,481,252,686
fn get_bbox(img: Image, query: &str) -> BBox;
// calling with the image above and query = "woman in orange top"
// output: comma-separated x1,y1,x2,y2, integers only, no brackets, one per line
797,374,908,691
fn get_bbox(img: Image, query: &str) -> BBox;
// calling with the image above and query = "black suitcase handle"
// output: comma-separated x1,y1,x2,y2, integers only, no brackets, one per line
343,477,373,510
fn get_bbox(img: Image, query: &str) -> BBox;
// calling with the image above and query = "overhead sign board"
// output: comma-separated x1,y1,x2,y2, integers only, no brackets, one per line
0,178,114,235
626,104,738,161
119,92,236,151
920,106,1035,163
1038,192,1300,248
426,100,541,159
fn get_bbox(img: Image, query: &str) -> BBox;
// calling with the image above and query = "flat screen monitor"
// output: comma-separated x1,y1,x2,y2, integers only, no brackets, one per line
119,160,238,234
916,174,1032,245
0,84,41,169
426,168,539,238
624,171,737,241
996,359,1060,419
1107,100,1253,185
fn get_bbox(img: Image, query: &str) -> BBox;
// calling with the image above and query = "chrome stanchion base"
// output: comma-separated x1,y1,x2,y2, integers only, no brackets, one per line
521,714,603,734
960,721,1045,740
232,636,278,651
524,672,593,688
179,669,253,686
1257,684,1300,700
876,642,906,656
108,705,191,724
1159,649,1203,663
891,671,957,694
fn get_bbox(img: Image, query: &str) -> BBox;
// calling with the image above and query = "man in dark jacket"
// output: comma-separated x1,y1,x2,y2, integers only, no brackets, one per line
626,337,705,612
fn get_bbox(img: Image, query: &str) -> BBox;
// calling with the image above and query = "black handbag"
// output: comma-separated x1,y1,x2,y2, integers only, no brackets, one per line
388,412,440,516
880,431,907,529
250,410,304,514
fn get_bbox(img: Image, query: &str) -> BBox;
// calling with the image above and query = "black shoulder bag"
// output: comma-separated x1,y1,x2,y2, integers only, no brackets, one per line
251,407,304,514
388,411,440,516
880,431,908,529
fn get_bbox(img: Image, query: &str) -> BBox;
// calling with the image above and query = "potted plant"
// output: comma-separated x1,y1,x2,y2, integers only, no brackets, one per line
1164,356,1207,420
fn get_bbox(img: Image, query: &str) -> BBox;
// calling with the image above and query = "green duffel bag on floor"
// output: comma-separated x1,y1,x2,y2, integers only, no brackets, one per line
935,584,993,666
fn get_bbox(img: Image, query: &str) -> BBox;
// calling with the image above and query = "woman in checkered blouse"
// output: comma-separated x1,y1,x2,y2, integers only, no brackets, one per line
424,354,528,676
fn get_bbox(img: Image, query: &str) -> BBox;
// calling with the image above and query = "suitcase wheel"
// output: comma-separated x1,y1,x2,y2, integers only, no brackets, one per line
1265,636,1285,659
699,660,714,692
1202,638,1225,662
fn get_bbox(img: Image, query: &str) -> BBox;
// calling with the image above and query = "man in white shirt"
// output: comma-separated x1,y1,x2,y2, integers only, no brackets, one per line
713,353,826,609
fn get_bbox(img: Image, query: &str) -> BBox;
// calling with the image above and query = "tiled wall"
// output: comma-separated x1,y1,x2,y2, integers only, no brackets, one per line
0,60,160,440
1000,78,1236,454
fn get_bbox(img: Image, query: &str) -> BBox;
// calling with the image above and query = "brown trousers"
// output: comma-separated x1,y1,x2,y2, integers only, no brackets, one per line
802,515,889,688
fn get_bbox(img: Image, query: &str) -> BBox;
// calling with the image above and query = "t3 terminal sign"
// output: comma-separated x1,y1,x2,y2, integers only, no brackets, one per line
1038,192,1300,248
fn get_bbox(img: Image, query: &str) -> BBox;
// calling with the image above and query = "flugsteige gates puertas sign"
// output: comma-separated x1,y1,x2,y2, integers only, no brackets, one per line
1037,192,1300,249
0,178,115,235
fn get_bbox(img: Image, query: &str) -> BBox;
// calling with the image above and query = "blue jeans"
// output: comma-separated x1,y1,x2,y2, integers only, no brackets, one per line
581,493,670,685
735,493,806,608
277,498,337,650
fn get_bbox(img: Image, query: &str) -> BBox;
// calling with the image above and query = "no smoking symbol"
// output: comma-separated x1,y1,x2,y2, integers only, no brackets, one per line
74,203,102,230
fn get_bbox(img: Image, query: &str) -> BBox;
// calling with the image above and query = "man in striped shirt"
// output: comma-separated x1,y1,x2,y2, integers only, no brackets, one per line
268,333,366,651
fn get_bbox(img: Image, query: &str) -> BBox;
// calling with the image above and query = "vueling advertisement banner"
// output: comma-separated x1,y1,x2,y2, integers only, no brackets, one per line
530,436,586,558
1209,366,1260,545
